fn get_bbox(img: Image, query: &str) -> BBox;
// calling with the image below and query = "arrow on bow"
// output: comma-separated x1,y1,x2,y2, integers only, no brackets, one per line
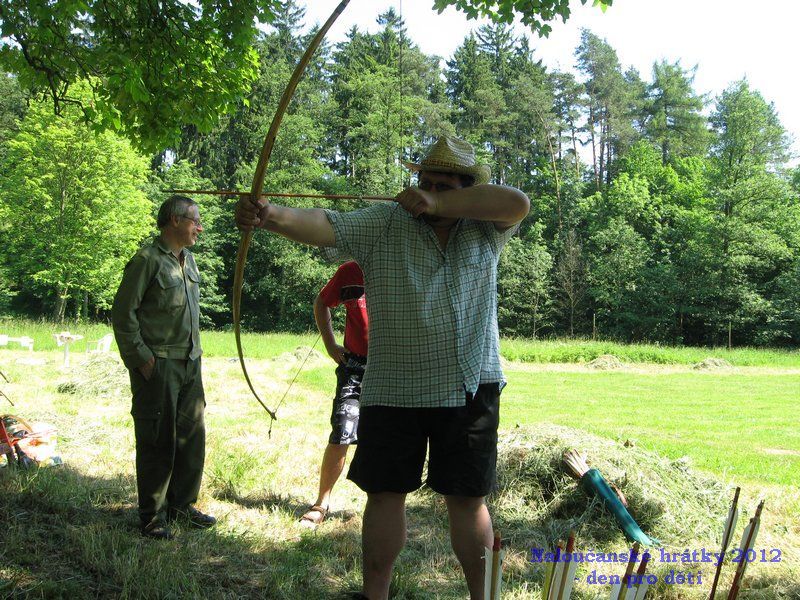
233,0,351,422
165,189,394,202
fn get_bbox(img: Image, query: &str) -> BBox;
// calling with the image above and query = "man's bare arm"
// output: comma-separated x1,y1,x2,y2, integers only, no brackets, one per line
395,184,530,229
235,197,335,247
314,295,344,364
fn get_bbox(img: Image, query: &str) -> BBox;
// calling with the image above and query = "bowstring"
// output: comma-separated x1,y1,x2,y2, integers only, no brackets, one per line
267,329,323,438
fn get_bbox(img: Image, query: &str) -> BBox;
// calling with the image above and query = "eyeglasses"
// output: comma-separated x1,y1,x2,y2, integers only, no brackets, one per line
418,180,457,193
179,215,202,227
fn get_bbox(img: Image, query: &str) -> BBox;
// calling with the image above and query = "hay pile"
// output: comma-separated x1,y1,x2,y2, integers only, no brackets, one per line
693,357,733,370
56,353,129,398
491,424,729,551
286,346,327,363
271,346,328,370
587,354,623,370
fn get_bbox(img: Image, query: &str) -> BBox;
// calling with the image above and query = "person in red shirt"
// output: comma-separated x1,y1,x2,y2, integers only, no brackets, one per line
300,261,368,528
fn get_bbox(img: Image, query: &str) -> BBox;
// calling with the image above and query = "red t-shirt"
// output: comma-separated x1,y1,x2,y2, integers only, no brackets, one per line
318,261,368,357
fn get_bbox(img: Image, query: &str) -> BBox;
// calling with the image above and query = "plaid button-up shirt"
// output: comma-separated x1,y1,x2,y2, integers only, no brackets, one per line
322,202,517,408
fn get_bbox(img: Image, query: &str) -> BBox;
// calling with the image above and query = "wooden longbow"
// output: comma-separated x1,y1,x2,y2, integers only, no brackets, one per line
233,0,352,421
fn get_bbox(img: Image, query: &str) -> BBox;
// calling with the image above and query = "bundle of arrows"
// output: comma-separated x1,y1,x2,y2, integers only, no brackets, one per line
562,449,659,547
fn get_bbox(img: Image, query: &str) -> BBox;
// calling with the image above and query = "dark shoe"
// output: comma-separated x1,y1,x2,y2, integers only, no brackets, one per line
168,505,217,529
140,520,174,540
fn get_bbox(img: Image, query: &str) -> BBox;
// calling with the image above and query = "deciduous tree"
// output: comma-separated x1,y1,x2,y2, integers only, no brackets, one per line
0,97,152,320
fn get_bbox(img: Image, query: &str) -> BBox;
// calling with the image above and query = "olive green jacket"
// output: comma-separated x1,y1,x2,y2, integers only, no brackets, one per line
112,236,202,370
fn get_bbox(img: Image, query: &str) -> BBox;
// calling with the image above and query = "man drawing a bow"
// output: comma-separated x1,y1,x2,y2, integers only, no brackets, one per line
236,135,529,600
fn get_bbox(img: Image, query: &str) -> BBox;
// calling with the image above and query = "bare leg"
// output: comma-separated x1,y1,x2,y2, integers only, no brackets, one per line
314,443,349,507
445,495,493,600
362,492,407,600
301,443,348,525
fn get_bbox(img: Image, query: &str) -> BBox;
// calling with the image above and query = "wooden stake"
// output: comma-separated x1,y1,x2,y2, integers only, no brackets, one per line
728,320,732,350
489,531,502,600
547,540,565,600
632,552,651,600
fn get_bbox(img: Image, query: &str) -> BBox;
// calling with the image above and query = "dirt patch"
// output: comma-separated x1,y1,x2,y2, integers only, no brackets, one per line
763,448,800,457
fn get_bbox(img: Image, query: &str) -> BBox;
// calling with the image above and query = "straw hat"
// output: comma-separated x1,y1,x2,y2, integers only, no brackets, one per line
404,135,491,185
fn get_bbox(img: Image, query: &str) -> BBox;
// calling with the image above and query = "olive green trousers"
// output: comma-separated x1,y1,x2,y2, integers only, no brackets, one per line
130,357,205,524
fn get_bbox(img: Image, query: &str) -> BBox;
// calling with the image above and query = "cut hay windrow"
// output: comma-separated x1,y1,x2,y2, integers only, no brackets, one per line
491,424,730,552
55,354,130,398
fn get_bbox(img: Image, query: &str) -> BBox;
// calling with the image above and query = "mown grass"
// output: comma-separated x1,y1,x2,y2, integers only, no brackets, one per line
501,337,800,367
1,338,799,598
497,367,800,487
3,318,799,366
0,316,320,357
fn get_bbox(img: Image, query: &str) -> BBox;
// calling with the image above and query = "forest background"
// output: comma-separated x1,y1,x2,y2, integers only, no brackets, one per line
1,1,799,348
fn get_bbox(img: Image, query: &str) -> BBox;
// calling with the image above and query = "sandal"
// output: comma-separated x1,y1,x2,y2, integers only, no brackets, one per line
299,505,327,528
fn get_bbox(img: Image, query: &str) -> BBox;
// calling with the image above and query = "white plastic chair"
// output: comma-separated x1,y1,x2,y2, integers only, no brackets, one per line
87,333,113,354
4,336,34,351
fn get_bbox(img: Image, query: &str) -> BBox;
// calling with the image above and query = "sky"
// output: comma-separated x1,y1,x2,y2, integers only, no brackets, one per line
301,0,800,164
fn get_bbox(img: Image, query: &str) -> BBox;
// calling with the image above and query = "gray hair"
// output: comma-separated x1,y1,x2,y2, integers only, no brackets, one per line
157,195,197,229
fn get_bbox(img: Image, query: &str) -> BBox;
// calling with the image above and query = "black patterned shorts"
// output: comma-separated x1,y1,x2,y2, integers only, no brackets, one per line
328,354,365,445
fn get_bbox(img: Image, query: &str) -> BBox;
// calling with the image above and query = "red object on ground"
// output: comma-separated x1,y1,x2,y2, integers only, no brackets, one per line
0,417,22,460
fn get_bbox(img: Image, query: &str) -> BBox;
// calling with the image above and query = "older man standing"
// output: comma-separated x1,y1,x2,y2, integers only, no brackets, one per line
236,136,529,599
112,195,215,540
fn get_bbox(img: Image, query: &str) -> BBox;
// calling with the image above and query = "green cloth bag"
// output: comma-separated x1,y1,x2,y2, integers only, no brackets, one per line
580,468,660,547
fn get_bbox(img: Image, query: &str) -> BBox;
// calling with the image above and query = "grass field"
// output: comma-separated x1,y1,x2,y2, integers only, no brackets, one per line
293,360,800,486
3,317,799,366
500,338,800,368
499,366,800,487
1,332,799,599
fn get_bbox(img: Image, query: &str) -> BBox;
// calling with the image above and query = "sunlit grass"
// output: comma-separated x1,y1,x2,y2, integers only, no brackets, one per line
499,367,800,486
3,318,798,366
501,337,800,367
1,335,799,597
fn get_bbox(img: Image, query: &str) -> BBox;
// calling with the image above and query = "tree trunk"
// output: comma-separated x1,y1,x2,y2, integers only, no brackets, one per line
598,117,606,189
589,106,599,191
569,302,575,337
571,125,580,181
606,119,613,187
535,108,562,230
52,288,67,322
